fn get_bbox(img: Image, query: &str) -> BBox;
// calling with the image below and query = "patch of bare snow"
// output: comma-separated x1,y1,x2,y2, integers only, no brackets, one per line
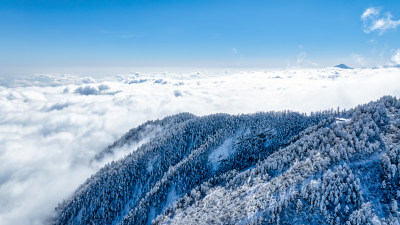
208,138,234,171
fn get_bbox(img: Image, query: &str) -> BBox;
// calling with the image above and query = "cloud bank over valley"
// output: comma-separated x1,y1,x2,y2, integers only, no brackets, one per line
0,67,400,224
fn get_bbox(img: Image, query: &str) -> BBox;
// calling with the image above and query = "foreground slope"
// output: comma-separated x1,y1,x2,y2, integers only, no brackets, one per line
55,96,400,224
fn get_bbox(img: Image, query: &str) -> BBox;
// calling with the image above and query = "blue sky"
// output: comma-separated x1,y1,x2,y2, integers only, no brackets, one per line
0,0,399,73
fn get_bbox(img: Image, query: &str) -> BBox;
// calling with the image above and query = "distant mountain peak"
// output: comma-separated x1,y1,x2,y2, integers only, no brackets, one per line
385,64,400,68
334,64,353,69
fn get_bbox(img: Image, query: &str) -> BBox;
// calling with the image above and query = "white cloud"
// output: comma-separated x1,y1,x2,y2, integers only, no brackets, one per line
296,52,307,64
392,49,400,64
231,48,238,54
295,52,318,67
120,33,135,39
362,7,400,34
361,7,379,19
1,67,400,224
351,54,366,66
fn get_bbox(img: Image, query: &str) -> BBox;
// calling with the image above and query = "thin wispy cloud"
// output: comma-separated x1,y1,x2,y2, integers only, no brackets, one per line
231,48,238,54
392,49,400,64
120,33,135,39
295,51,318,68
351,54,366,67
362,7,400,34
99,29,135,39
296,52,307,64
361,7,379,20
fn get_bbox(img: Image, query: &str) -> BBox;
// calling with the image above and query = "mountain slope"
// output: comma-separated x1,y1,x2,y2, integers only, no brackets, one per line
54,96,400,225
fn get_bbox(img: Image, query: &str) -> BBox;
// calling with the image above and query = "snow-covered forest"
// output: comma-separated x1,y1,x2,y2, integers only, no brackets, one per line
2,0,400,224
54,96,400,225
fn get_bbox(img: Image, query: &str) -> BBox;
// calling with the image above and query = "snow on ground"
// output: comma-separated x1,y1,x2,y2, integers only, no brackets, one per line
208,138,234,171
0,67,399,224
335,117,351,124
165,187,179,210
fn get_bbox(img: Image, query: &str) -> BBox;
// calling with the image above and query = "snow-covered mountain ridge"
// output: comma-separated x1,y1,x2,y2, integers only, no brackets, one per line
54,96,400,225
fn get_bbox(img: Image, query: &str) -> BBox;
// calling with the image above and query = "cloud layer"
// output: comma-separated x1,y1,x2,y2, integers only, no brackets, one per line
392,49,400,65
1,67,400,224
362,7,400,34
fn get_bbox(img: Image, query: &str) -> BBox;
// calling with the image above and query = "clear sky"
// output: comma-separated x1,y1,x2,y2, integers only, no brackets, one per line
0,0,400,74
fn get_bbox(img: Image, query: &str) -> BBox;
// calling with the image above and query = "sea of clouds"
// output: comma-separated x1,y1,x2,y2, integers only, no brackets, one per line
0,67,400,224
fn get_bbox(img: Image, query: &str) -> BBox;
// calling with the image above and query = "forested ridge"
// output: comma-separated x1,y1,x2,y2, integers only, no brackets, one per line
54,96,400,225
